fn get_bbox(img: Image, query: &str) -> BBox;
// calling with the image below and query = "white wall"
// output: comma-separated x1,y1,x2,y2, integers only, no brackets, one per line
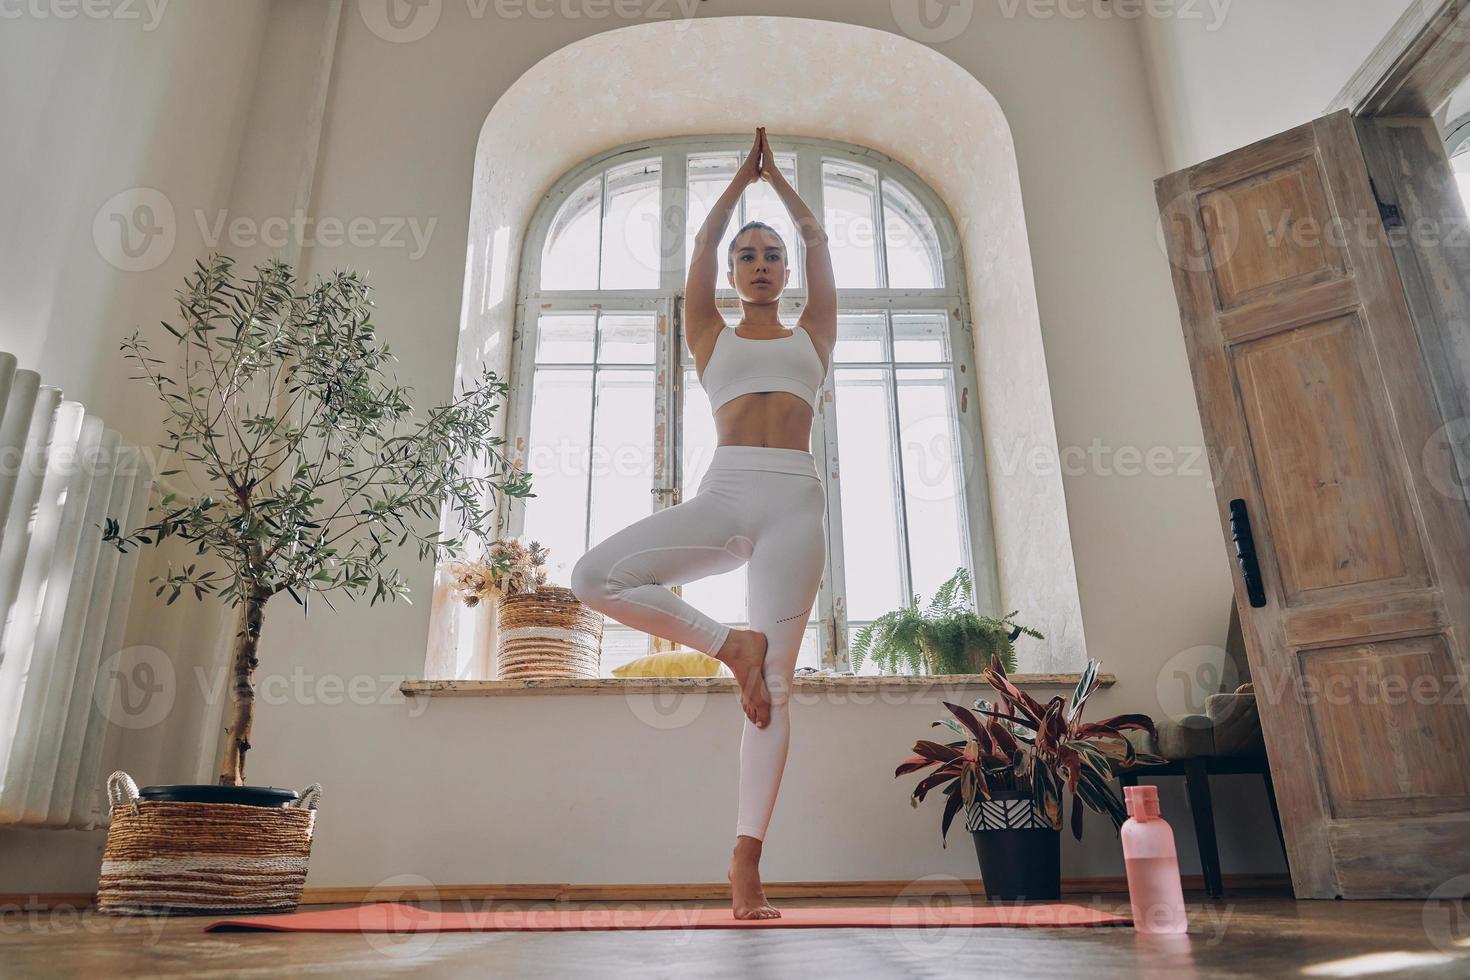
1138,0,1417,171
0,0,274,892
6,0,1411,895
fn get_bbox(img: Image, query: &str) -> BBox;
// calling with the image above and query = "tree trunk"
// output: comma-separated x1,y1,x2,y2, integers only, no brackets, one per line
217,590,269,786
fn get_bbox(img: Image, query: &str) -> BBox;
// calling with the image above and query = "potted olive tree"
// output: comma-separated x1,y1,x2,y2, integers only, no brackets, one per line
895,660,1163,900
851,566,1041,675
94,254,531,914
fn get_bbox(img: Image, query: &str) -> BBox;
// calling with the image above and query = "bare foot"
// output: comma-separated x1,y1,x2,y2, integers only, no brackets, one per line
728,837,780,920
716,628,771,728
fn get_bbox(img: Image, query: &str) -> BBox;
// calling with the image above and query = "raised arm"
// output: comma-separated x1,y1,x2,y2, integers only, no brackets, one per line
758,130,836,352
686,130,762,357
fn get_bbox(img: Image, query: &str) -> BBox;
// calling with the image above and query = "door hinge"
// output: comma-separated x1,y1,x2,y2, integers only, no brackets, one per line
1370,177,1404,230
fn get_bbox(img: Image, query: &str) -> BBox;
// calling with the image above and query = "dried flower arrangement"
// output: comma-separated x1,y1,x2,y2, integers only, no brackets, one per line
447,537,550,606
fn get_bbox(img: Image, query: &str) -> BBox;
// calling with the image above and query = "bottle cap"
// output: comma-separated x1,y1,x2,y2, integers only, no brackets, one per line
1124,783,1160,819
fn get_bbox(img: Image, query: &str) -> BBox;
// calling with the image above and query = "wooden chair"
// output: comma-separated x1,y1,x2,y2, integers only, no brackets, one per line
1119,600,1289,898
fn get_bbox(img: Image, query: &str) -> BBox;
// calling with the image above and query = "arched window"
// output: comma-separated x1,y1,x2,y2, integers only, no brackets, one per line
501,134,1000,675
1446,111,1470,212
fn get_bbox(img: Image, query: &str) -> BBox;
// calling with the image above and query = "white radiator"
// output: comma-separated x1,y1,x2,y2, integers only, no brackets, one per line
0,351,153,828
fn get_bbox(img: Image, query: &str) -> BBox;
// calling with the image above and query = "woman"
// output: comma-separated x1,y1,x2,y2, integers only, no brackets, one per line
570,128,836,920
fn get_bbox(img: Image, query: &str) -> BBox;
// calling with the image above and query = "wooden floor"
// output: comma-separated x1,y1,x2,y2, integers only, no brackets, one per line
3,891,1467,978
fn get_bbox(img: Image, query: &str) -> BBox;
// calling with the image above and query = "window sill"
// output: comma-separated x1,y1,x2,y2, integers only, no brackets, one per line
399,673,1115,698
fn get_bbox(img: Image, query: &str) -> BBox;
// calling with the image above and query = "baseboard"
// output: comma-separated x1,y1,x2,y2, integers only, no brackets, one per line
2,874,1292,910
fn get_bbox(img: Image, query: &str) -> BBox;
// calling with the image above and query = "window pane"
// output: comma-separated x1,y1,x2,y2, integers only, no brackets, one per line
892,313,950,362
601,158,662,289
832,367,904,622
522,368,592,584
600,627,650,675
823,160,881,288
835,313,886,363
541,174,601,291
681,366,719,490
1454,142,1470,215
896,368,969,608
534,312,596,364
797,626,819,671
588,368,655,547
882,178,944,289
743,153,802,290
685,153,741,284
597,312,656,364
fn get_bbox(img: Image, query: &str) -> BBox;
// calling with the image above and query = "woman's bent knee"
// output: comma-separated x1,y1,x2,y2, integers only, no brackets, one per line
570,552,613,607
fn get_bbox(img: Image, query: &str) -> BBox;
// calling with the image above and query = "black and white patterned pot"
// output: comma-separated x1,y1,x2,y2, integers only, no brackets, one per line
964,792,1054,832
965,789,1061,901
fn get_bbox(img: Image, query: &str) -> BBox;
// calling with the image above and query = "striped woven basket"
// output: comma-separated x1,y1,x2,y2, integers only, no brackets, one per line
495,585,603,680
96,771,321,915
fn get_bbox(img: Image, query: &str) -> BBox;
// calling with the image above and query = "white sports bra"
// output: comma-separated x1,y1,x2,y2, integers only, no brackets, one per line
698,325,829,412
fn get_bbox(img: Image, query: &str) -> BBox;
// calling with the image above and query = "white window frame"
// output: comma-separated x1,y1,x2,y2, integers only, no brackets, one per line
499,133,1002,672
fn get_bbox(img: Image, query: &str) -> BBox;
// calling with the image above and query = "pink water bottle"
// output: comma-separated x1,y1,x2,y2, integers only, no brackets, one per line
1121,784,1188,934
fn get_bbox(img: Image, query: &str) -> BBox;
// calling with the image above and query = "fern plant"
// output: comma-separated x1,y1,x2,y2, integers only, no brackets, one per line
850,567,1042,675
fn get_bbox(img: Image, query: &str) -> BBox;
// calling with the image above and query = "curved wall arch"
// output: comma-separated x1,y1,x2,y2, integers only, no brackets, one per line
429,15,1085,677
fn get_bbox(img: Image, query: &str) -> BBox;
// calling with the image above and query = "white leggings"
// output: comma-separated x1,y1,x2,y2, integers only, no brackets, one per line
569,445,827,842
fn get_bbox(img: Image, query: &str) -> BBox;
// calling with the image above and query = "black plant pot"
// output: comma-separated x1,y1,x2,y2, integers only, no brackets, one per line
967,790,1062,901
138,784,299,808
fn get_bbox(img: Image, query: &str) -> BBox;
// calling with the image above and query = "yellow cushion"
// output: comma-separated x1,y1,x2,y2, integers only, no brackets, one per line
612,650,727,678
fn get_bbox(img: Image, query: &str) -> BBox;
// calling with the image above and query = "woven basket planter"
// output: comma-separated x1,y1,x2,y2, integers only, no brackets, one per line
495,585,602,680
96,771,321,916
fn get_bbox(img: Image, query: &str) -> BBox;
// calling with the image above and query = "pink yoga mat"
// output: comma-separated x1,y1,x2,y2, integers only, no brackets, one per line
205,901,1131,932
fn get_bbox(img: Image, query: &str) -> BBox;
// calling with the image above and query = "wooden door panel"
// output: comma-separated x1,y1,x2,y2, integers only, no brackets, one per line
1233,313,1426,600
1300,636,1470,816
1201,159,1348,310
1157,109,1470,898
1217,277,1360,344
1284,590,1444,647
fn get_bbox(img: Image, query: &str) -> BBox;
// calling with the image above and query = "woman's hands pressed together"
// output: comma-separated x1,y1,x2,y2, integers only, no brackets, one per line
757,128,782,184
736,127,765,188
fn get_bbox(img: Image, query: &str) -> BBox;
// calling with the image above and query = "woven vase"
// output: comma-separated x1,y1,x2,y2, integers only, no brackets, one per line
494,585,602,680
96,771,320,915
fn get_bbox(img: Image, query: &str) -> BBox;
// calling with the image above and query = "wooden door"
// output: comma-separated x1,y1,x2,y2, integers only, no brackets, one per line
1157,109,1470,898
